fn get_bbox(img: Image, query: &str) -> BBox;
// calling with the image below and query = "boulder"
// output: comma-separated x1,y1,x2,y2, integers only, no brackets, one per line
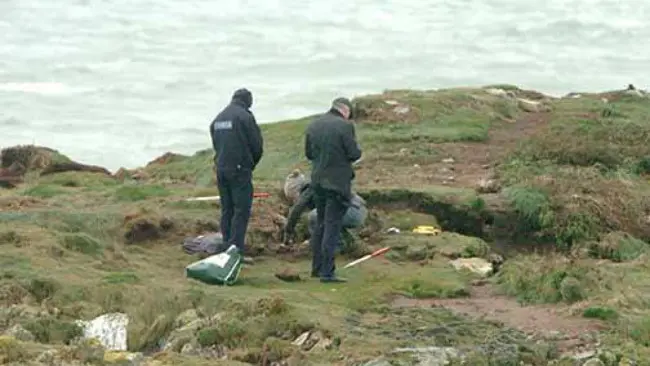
449,258,494,277
517,98,542,113
75,312,129,351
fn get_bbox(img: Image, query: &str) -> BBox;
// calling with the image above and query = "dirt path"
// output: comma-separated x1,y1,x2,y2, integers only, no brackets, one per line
392,283,606,355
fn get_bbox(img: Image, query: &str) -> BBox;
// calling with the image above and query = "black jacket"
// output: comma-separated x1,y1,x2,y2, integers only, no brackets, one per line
305,109,362,200
210,89,264,172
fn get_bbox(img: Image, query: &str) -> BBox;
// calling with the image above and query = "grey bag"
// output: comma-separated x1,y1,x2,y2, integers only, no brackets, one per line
182,233,229,256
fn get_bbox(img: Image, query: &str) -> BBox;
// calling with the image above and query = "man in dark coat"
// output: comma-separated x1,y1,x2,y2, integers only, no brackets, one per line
304,97,362,283
209,88,264,254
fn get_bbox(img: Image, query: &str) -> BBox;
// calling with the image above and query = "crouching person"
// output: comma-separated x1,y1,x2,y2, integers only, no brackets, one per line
282,181,368,252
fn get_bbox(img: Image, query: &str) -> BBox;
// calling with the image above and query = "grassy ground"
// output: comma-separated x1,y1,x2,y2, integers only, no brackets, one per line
1,85,650,365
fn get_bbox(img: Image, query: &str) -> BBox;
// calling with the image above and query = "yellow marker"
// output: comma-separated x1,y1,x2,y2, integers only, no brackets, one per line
412,225,441,235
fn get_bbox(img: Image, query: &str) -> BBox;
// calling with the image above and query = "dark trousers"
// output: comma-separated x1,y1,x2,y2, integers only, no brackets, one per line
310,185,348,279
216,168,253,253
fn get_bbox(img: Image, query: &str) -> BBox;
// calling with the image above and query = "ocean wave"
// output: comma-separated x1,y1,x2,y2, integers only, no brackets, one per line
0,82,89,95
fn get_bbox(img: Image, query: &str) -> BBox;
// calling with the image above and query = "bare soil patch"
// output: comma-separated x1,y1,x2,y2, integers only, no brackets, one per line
392,283,607,355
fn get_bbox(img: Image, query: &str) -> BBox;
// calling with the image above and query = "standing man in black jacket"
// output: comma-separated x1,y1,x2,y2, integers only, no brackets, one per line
210,88,264,254
305,97,362,283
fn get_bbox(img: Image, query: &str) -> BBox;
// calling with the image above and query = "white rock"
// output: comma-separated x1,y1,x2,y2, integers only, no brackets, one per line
442,158,455,164
449,258,494,277
517,98,541,113
384,100,399,105
394,105,411,115
485,88,508,97
392,346,462,365
292,331,311,346
75,313,129,351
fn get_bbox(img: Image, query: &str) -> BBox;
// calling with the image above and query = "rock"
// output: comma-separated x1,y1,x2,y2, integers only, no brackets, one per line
362,358,392,366
449,258,494,277
173,309,200,328
384,100,399,105
75,312,129,351
36,349,58,364
283,169,306,204
292,331,332,352
442,158,455,164
104,351,144,365
573,350,597,360
394,105,411,115
180,342,199,355
292,332,311,347
476,177,500,194
517,98,541,113
392,346,461,365
3,324,34,342
275,268,301,282
582,358,605,366
485,88,508,97
311,336,333,351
